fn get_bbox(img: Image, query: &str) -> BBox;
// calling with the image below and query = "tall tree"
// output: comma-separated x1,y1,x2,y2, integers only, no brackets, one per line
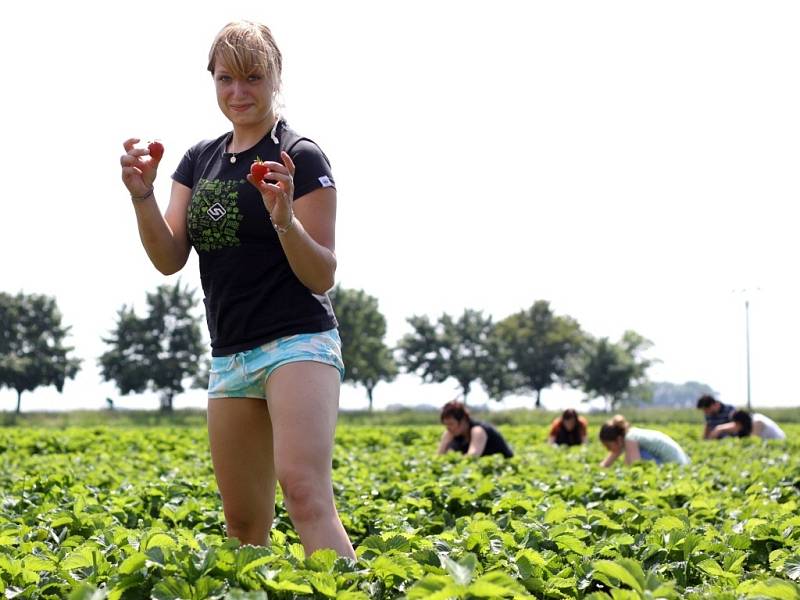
0,292,81,414
99,281,205,411
491,300,584,408
398,308,496,402
329,285,397,411
571,330,656,411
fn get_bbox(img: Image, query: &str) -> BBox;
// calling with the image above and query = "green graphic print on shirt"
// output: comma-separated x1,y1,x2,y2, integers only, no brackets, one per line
188,178,245,252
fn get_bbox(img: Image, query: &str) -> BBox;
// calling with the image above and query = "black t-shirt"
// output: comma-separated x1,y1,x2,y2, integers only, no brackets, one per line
447,421,514,458
172,120,337,356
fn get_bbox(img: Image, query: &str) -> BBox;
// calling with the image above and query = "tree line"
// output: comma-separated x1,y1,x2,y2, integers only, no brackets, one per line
1,283,656,413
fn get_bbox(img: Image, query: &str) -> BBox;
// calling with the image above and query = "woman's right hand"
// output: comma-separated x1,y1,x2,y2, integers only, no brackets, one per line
120,138,162,197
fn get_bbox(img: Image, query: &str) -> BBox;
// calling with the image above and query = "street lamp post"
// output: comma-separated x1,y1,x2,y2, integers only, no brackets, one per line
744,299,751,411
733,287,759,411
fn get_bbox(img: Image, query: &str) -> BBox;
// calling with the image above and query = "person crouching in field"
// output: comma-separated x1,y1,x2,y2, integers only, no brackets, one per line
709,410,787,440
599,415,690,467
437,401,514,458
697,394,736,439
548,408,588,446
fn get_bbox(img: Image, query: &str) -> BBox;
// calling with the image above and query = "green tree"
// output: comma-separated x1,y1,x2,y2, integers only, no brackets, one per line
0,291,81,414
398,309,496,402
99,281,205,412
572,330,656,412
491,300,584,408
330,285,397,411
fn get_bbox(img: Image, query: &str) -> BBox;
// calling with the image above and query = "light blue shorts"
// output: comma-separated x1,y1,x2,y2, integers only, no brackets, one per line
208,329,345,399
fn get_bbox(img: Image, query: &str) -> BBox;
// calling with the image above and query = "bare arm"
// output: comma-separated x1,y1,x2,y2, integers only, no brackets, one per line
276,187,337,293
709,422,738,439
249,152,336,294
132,181,192,275
120,139,191,275
466,426,488,457
703,423,712,439
547,435,557,446
437,430,454,455
751,421,764,438
624,439,641,465
600,449,622,468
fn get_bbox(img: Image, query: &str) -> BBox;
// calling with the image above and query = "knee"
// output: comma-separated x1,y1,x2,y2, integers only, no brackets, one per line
279,475,331,524
222,503,273,543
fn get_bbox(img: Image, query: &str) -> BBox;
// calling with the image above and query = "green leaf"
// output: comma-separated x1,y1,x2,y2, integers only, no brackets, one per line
554,534,591,556
516,549,548,579
141,531,176,552
288,543,306,563
61,548,95,571
22,555,55,572
151,577,193,600
268,579,314,594
306,548,338,572
308,572,337,598
407,575,466,600
652,516,685,532
698,558,737,581
468,571,524,598
225,592,269,600
592,560,643,593
117,552,147,575
68,584,106,600
737,578,800,599
442,553,477,586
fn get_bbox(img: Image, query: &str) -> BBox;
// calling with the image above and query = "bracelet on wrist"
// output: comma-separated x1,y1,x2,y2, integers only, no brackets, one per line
271,212,295,235
131,187,154,202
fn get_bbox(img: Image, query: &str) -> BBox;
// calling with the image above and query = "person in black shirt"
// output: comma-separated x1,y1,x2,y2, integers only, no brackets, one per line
548,408,589,446
119,21,354,559
437,400,514,458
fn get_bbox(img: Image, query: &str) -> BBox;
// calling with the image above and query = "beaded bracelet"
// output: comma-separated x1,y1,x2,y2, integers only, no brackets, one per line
131,187,154,202
271,213,295,235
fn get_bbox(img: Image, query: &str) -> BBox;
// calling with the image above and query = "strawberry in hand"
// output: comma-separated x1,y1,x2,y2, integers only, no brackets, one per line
148,141,164,161
250,158,270,183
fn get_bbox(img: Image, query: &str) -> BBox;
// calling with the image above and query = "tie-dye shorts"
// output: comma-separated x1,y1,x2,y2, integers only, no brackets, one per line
207,329,345,399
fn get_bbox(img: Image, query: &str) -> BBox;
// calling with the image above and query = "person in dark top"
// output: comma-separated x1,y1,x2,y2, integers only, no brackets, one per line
548,408,588,446
119,20,354,559
437,401,514,458
696,394,736,440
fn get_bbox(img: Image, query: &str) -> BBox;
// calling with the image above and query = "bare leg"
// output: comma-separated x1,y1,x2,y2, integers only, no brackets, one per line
267,361,355,558
207,397,276,546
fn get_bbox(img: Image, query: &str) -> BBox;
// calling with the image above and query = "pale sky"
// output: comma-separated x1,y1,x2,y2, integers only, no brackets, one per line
2,1,799,413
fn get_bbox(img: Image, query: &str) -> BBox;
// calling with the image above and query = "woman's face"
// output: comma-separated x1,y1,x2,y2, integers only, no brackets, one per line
442,416,469,437
563,417,576,431
602,438,623,454
213,57,275,128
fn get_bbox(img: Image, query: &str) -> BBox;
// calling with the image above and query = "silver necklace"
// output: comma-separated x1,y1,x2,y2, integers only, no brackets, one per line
228,120,281,164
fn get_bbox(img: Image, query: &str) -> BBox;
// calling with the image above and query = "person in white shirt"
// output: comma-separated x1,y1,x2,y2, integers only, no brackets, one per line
709,410,786,440
599,414,690,467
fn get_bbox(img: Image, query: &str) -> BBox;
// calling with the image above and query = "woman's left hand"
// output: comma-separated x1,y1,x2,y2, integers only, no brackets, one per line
247,151,296,229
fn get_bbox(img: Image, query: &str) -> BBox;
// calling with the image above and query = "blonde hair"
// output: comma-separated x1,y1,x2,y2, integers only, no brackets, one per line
599,414,630,442
207,21,283,95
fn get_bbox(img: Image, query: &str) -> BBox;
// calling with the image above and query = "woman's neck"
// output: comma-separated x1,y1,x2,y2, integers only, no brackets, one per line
229,114,278,153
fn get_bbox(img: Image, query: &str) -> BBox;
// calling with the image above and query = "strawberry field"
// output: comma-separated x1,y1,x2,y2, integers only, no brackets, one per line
1,422,799,599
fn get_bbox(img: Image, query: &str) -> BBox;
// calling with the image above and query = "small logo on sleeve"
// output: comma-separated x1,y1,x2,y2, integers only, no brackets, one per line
207,203,227,221
318,175,333,188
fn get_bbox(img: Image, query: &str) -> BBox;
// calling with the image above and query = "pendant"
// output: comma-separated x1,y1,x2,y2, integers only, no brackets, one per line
230,155,237,164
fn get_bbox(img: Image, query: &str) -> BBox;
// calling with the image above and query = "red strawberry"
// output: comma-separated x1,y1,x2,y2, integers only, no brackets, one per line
148,141,164,161
250,160,270,182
